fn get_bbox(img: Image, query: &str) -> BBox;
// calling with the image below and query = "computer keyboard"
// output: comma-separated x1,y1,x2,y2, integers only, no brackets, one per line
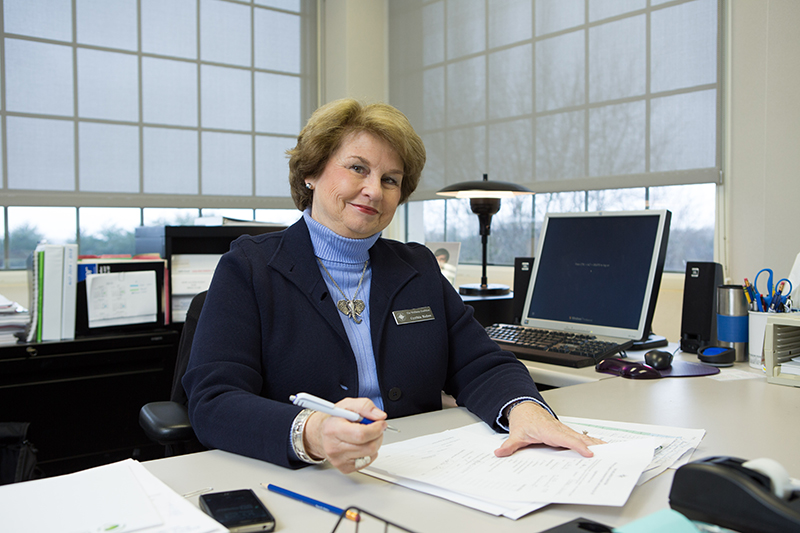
485,323,632,368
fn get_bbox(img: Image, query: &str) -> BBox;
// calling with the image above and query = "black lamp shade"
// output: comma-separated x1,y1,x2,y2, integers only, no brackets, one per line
435,175,534,297
436,179,533,199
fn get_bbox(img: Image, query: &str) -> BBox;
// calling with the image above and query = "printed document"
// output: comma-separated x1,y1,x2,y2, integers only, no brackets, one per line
559,416,706,484
170,254,223,322
86,271,158,328
363,423,657,518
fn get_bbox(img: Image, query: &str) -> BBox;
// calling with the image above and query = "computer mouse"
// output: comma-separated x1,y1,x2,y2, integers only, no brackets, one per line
627,365,663,379
645,349,673,370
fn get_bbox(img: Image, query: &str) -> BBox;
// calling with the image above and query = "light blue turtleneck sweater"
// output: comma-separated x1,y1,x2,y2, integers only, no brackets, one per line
303,209,384,410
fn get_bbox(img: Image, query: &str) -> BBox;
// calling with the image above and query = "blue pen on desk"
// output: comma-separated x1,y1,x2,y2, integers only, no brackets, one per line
290,392,399,431
262,483,360,522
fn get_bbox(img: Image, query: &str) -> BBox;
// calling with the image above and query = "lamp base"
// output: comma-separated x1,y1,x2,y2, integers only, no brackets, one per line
458,283,510,297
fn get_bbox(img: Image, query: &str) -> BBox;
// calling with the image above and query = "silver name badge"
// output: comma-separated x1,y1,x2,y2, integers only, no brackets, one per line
392,306,435,325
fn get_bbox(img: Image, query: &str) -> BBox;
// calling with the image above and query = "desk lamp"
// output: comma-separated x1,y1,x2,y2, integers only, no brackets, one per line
436,174,533,296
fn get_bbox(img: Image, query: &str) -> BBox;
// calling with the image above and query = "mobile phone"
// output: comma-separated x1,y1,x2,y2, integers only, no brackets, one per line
199,489,276,533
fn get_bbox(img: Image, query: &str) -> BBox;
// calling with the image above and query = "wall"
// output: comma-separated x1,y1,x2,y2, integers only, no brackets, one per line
323,0,388,105
726,1,800,289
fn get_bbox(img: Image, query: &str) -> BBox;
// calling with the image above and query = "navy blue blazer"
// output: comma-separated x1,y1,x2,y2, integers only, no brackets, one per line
183,218,548,468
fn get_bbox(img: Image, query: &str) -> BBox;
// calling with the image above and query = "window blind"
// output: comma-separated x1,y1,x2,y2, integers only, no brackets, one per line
0,0,317,209
388,0,721,200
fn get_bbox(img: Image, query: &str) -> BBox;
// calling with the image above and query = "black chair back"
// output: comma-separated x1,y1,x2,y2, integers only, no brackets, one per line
139,290,208,456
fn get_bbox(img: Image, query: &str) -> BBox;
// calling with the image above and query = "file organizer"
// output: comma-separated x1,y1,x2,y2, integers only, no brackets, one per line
764,313,800,387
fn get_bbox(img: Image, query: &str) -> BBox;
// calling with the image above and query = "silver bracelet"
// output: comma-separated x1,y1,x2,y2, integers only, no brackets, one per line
291,408,325,464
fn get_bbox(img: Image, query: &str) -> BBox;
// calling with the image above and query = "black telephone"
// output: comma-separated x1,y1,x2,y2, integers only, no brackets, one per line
669,456,800,533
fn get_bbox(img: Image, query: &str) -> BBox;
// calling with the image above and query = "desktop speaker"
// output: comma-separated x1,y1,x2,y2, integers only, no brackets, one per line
680,261,724,353
512,257,535,324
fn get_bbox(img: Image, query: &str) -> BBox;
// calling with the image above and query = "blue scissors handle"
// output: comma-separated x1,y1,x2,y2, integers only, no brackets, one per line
774,278,792,302
754,268,773,296
754,269,773,311
754,269,793,311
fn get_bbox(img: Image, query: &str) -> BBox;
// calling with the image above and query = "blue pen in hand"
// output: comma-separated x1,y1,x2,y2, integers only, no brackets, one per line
290,392,399,431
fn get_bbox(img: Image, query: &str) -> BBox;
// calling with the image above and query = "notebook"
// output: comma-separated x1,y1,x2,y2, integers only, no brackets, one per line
487,209,671,367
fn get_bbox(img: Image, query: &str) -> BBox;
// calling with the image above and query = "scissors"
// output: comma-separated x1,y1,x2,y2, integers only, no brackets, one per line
754,268,793,312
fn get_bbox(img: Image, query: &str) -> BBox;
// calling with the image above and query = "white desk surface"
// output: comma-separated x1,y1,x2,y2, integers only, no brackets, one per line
144,350,800,533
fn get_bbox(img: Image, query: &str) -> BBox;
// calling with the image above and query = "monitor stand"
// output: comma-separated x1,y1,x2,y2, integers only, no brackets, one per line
632,332,669,350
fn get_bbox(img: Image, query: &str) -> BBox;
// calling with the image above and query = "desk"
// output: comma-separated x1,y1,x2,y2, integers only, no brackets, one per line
143,354,800,532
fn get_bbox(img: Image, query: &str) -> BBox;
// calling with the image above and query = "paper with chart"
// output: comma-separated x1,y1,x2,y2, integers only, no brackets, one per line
363,422,657,512
559,416,706,485
86,270,158,328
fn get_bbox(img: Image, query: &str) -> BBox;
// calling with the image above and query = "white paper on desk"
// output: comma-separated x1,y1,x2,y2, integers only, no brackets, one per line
364,465,548,519
0,459,162,533
86,270,158,328
560,417,706,484
126,460,226,533
364,423,656,509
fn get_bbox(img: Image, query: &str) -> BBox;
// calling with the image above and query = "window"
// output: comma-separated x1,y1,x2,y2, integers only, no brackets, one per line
408,183,715,273
1,0,317,269
392,0,721,271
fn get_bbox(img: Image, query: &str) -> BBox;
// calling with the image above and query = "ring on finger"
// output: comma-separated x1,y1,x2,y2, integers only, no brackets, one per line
354,456,371,470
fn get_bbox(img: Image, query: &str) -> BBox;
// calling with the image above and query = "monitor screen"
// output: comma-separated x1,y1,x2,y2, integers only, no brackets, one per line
521,210,671,341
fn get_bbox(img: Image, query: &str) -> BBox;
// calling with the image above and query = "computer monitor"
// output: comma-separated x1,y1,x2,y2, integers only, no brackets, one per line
521,209,671,345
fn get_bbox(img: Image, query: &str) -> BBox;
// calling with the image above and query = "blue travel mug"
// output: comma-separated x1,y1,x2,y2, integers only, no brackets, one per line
716,285,748,362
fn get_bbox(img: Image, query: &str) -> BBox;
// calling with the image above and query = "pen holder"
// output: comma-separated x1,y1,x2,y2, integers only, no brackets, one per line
717,285,748,363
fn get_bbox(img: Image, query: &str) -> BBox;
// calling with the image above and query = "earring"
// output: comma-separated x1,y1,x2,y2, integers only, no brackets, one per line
305,182,313,190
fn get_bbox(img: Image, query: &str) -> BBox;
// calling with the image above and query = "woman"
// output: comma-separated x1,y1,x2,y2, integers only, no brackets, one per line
183,99,600,474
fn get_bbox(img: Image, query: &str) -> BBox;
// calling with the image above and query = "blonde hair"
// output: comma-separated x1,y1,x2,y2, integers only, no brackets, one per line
287,99,426,210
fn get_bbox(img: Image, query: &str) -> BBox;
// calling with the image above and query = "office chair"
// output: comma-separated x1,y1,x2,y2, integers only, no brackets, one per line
139,291,207,456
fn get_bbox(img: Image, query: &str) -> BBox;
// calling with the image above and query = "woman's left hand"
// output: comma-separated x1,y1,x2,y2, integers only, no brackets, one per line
493,401,604,458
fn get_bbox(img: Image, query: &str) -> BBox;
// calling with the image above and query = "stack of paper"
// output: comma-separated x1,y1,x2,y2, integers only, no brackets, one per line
780,356,800,376
0,459,225,533
362,418,704,520
0,293,29,346
559,417,705,484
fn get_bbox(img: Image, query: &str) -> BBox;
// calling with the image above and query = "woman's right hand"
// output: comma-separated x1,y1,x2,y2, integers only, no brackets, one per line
303,397,387,474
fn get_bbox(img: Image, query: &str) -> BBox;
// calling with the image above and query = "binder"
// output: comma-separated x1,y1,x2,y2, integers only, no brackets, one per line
37,244,64,342
26,251,41,343
61,244,78,340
